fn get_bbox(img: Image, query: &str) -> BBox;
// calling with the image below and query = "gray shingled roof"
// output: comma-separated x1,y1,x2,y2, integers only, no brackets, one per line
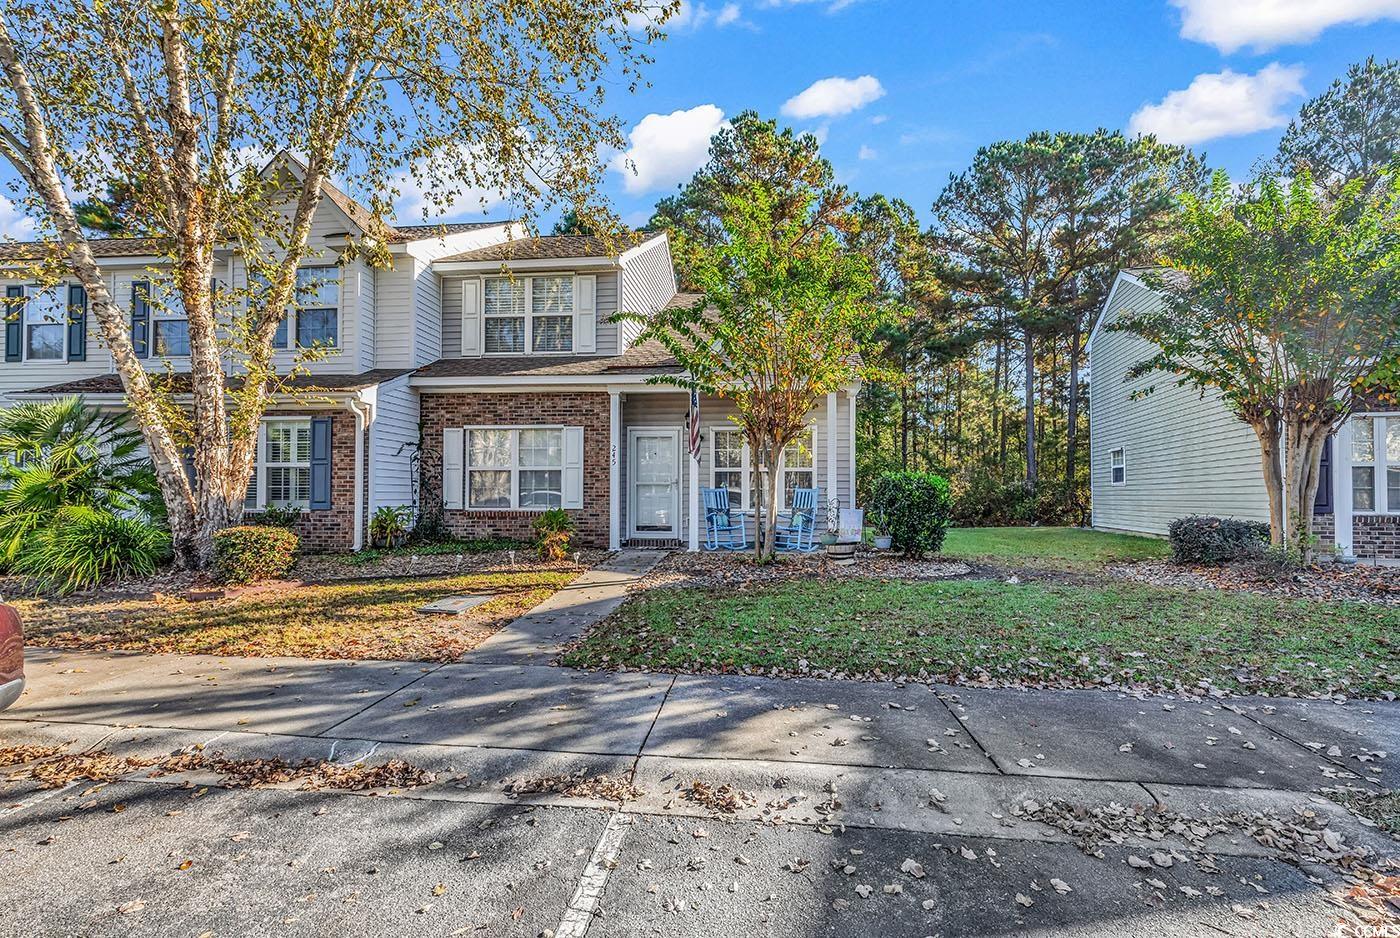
437,231,659,264
414,339,682,379
17,369,413,396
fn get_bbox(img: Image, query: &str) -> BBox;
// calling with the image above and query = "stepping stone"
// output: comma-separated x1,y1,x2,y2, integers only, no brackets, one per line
416,594,493,615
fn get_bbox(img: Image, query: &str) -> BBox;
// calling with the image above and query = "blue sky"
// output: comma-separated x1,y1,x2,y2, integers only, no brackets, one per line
590,0,1400,228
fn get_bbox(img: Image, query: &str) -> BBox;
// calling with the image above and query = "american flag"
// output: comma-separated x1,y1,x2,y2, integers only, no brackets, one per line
687,386,701,460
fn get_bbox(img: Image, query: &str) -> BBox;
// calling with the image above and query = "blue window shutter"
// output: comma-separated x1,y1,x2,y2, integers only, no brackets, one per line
1313,435,1333,515
4,285,21,362
309,416,332,510
182,445,196,488
67,284,88,361
131,279,150,357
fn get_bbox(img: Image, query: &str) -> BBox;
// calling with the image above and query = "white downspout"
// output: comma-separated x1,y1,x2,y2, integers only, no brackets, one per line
1335,418,1354,559
609,390,621,551
348,396,372,551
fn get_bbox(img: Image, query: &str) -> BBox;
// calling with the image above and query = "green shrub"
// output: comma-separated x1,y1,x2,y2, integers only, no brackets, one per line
369,505,413,547
1167,516,1270,565
533,508,575,561
950,475,1080,527
246,505,302,529
867,471,952,558
212,525,299,584
13,506,169,594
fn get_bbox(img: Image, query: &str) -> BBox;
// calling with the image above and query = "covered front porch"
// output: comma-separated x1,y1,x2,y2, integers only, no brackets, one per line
607,384,860,551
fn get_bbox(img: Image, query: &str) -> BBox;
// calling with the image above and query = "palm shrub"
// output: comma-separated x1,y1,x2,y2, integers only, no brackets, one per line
867,471,952,558
12,505,170,594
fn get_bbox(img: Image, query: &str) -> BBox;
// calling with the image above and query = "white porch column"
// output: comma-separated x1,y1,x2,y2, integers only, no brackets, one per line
847,384,859,506
1335,418,1354,558
608,390,621,551
688,444,701,552
825,391,838,506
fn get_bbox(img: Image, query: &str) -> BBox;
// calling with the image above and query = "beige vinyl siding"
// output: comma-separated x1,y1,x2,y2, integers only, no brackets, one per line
617,235,677,350
619,391,853,542
1089,276,1270,536
440,270,621,357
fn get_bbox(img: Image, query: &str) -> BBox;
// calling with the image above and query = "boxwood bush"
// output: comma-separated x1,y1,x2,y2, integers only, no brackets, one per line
1167,516,1270,565
212,524,299,584
867,471,952,558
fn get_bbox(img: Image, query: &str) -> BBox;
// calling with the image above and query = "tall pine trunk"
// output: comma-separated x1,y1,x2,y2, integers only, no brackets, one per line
1066,322,1082,509
1023,328,1037,487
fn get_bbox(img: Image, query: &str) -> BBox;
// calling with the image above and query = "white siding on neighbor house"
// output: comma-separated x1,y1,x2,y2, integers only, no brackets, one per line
618,235,677,350
0,269,118,401
367,374,419,512
1089,276,1270,536
374,257,415,369
619,391,853,542
440,270,622,358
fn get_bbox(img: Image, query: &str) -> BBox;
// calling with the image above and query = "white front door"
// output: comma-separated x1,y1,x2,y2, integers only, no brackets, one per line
630,429,680,538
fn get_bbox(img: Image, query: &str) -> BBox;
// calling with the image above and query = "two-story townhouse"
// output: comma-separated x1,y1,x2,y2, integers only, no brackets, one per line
1,177,862,553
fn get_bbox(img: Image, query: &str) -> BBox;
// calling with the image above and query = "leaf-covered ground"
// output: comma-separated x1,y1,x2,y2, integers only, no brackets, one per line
17,570,576,661
560,577,1400,698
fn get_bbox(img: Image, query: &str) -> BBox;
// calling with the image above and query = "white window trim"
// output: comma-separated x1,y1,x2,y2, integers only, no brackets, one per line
709,427,750,511
264,265,342,352
465,424,566,511
778,425,818,511
18,283,70,364
148,279,190,359
1109,447,1126,486
246,417,313,511
1351,413,1400,516
482,274,576,356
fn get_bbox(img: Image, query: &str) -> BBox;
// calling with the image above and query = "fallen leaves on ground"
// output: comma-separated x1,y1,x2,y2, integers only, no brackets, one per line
502,770,642,804
680,780,758,814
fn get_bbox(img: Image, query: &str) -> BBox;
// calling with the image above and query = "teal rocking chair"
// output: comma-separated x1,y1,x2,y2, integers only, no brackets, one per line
774,487,820,552
702,487,749,551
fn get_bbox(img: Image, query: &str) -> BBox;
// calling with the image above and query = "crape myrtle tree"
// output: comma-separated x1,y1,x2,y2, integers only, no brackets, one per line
0,0,673,567
1115,170,1400,555
621,184,894,562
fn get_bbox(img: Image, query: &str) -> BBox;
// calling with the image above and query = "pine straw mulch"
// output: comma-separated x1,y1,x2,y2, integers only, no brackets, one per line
1,743,435,793
632,549,971,592
1109,559,1400,606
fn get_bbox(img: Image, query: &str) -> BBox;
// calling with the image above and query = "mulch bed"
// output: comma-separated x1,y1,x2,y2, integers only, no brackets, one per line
632,549,971,592
292,548,607,583
1109,559,1400,606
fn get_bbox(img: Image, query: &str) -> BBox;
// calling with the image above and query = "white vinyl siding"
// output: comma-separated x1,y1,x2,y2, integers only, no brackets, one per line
1088,276,1271,536
617,234,678,350
367,374,418,512
440,271,621,357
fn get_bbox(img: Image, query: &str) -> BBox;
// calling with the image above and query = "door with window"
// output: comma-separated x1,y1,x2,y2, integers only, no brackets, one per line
630,429,680,538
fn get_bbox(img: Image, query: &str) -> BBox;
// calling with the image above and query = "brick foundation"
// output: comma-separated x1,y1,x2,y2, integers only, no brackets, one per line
1353,514,1400,561
1312,513,1335,544
419,392,611,548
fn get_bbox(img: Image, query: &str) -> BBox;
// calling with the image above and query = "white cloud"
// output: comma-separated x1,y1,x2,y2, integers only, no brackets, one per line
869,114,888,125
610,104,727,195
781,75,885,120
388,144,513,220
1172,0,1400,52
715,2,742,25
1128,64,1306,146
0,194,36,241
858,145,877,161
761,0,864,11
626,0,746,31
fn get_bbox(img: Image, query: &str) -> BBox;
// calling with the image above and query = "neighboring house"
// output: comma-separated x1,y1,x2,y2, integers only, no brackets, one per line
0,172,860,552
1087,270,1400,562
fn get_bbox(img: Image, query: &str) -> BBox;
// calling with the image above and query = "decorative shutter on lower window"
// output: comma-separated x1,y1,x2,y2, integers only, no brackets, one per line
574,274,596,353
460,280,481,356
442,428,465,509
309,417,333,511
67,284,88,361
4,285,21,362
131,279,151,357
1313,435,1334,515
562,426,584,508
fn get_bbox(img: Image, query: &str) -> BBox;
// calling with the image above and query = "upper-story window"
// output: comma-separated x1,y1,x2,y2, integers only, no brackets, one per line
22,285,67,361
483,275,574,354
150,281,190,357
269,266,340,351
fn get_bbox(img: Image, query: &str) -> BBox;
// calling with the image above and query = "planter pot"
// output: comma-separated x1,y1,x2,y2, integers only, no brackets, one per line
873,535,893,550
818,532,839,546
825,542,858,567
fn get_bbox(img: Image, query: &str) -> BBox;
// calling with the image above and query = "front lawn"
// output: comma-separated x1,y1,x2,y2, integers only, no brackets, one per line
17,570,576,661
561,577,1399,698
940,526,1169,571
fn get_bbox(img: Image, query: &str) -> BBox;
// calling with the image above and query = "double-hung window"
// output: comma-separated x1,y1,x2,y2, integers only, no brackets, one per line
467,427,563,510
1110,447,1126,485
483,276,574,354
244,419,313,509
293,266,339,349
22,285,66,361
711,428,747,507
781,428,816,508
1352,416,1400,513
150,281,190,357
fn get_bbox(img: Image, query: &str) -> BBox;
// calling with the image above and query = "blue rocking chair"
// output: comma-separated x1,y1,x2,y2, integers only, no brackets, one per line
702,487,749,551
774,487,820,552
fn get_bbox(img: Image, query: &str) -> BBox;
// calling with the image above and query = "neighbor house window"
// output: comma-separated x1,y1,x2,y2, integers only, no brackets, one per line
1110,447,1126,485
245,419,312,509
1389,420,1400,512
711,428,747,507
22,284,66,361
483,275,574,354
781,427,816,508
151,281,190,356
1353,417,1376,512
467,427,563,510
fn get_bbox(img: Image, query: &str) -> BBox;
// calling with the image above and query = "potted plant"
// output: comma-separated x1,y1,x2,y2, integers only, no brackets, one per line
869,507,892,550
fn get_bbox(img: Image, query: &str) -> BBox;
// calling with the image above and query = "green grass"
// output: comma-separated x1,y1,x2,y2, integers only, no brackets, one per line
562,577,1399,698
1329,791,1400,835
940,526,1169,571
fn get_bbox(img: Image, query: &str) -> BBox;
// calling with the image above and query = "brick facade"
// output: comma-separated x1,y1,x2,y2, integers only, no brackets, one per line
419,392,611,548
257,409,359,551
1311,512,1334,545
1353,514,1400,561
